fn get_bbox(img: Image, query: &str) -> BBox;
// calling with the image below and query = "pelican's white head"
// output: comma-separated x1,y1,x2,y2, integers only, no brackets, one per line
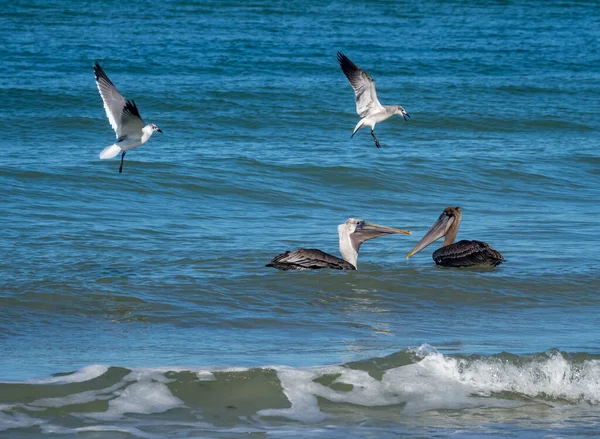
338,218,411,269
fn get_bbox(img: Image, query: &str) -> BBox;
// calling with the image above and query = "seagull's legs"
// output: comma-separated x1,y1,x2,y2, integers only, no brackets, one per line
371,130,381,148
119,151,126,174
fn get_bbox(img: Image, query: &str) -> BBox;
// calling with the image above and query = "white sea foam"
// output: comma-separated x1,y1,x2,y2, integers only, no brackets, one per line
0,411,43,432
86,380,184,421
28,381,125,408
127,366,218,381
6,352,600,428
42,424,161,439
259,367,332,422
259,345,600,422
26,364,109,385
453,349,600,403
196,370,216,381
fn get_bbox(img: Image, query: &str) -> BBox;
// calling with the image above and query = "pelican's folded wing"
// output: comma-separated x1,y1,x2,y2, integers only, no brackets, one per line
266,248,356,270
433,240,505,267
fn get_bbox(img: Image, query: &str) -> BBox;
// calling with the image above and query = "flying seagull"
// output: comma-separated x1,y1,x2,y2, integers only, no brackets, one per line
338,52,409,148
406,207,505,268
94,62,162,173
267,218,411,271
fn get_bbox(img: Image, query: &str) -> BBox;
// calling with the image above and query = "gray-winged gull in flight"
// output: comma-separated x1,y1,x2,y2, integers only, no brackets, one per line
267,218,411,271
338,52,409,148
94,62,162,173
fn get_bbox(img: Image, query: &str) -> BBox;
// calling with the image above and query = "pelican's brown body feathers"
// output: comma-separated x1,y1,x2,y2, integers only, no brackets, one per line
432,239,505,267
407,207,505,268
267,248,356,271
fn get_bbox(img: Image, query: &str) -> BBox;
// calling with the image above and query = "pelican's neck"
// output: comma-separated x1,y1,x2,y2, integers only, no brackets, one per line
338,225,358,268
442,215,461,247
141,124,155,143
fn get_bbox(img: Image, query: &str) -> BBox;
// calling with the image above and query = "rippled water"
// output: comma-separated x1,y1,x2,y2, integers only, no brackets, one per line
1,0,599,437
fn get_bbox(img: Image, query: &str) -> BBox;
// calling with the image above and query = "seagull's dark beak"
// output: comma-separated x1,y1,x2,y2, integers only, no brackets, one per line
157,129,163,133
403,113,410,121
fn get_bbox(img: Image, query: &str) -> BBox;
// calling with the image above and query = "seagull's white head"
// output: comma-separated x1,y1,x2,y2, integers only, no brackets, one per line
142,123,163,142
395,106,410,121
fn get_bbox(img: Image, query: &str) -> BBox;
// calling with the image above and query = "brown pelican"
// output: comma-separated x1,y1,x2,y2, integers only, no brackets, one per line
338,52,409,148
94,62,163,173
406,207,505,267
267,218,411,271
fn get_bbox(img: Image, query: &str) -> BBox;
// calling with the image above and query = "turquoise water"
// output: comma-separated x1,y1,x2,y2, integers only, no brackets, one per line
1,0,599,437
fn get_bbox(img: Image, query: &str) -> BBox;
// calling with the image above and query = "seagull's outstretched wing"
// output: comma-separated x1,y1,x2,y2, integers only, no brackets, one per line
266,248,356,271
94,62,144,139
338,52,385,118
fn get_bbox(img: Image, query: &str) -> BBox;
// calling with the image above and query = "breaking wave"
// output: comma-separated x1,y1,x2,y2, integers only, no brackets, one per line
2,346,600,437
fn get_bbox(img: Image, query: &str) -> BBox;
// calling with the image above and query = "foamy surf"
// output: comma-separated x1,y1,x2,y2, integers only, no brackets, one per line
2,346,600,437
259,345,600,422
25,364,109,385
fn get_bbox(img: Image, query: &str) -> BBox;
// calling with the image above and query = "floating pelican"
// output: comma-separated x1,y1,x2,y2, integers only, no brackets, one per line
94,62,162,173
267,218,411,271
338,52,409,148
406,207,505,267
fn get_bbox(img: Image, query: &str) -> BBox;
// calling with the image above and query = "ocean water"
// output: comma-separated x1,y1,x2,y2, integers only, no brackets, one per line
1,0,599,437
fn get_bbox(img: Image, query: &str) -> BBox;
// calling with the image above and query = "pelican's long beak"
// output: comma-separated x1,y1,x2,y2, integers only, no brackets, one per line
355,221,411,242
406,214,453,259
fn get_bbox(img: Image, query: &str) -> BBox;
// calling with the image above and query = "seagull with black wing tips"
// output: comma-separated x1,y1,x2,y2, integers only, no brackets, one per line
338,52,409,148
94,62,162,173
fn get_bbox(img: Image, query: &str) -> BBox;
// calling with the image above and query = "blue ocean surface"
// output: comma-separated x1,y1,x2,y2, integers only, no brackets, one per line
1,0,599,437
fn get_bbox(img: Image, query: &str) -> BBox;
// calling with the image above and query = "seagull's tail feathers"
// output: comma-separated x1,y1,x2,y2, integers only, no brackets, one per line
99,144,122,159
